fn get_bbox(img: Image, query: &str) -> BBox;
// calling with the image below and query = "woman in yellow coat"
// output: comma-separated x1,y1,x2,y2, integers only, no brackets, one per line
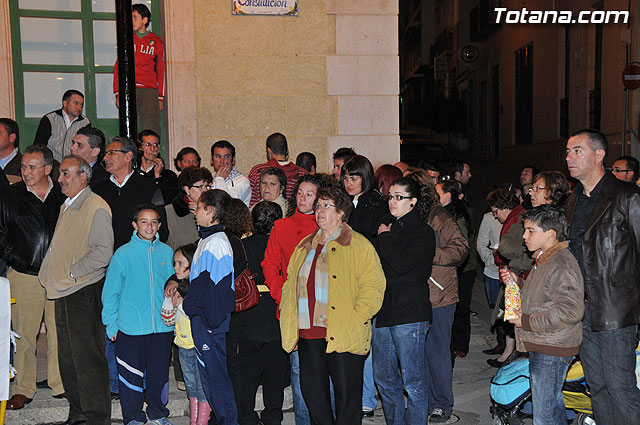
280,186,386,425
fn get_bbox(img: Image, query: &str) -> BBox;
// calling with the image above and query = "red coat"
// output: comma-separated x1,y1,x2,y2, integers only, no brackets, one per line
261,209,317,309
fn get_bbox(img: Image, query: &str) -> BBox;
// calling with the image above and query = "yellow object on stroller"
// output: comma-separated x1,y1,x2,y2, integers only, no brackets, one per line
562,360,593,416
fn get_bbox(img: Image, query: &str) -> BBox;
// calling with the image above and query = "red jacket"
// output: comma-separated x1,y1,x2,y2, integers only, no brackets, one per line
261,209,317,308
113,31,165,100
248,159,308,207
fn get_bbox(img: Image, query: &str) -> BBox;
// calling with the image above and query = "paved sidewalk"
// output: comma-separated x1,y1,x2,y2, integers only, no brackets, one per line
12,273,525,424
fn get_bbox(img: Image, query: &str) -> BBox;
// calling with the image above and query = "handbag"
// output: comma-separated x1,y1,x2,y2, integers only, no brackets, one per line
234,239,259,312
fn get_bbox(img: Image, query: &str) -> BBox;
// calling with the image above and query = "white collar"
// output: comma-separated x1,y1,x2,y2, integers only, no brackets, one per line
110,170,135,188
64,187,88,211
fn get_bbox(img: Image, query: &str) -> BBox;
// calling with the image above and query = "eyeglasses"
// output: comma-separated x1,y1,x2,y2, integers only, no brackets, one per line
612,168,632,173
142,142,160,148
20,164,46,171
314,203,336,211
490,209,499,217
528,186,546,193
191,183,211,190
385,194,413,201
104,149,126,156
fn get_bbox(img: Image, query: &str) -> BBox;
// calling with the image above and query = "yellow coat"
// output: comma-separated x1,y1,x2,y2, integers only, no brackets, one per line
280,223,386,355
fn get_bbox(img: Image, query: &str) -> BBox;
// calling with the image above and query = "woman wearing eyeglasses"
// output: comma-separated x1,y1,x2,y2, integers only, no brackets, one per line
280,186,386,425
372,177,436,425
529,171,570,208
165,166,213,250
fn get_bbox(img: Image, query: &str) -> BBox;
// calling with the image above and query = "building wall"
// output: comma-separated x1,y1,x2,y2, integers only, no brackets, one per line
186,0,399,175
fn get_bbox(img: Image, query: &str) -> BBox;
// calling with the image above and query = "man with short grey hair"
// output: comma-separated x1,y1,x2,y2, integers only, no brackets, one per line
0,144,66,409
40,154,113,425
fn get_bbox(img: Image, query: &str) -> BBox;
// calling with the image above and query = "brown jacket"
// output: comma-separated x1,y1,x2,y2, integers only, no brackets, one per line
515,241,584,356
427,205,469,308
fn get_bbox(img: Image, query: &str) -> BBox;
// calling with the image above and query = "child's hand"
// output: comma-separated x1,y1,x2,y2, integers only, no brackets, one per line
500,268,518,284
165,281,178,298
115,94,119,109
159,100,164,111
377,223,391,234
172,292,183,308
110,332,118,342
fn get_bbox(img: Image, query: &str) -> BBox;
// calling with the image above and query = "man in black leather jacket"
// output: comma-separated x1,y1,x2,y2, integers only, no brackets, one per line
565,129,640,425
0,145,66,408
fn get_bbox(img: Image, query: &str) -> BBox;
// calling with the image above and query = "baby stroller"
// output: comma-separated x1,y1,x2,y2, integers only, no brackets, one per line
490,357,596,425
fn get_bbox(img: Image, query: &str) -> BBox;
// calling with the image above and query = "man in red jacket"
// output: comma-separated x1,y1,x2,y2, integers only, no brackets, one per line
113,3,164,136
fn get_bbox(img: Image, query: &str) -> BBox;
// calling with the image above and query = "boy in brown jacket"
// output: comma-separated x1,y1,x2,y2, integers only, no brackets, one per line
501,205,584,425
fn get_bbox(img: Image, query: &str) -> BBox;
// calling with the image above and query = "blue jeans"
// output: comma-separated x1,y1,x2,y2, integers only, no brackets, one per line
581,304,640,425
529,352,572,425
425,304,455,415
484,275,500,305
105,336,119,393
290,350,310,425
362,352,377,410
372,321,429,425
178,347,207,401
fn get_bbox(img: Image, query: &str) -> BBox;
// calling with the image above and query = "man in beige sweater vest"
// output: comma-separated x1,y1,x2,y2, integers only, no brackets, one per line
39,155,113,425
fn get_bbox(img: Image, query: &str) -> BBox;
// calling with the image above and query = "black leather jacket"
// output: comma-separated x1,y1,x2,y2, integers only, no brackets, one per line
566,172,640,331
0,181,65,275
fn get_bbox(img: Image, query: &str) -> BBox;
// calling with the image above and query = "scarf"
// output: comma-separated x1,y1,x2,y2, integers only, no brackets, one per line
297,227,341,329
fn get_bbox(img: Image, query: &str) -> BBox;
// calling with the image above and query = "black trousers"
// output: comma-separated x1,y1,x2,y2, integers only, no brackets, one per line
451,269,476,353
55,281,111,424
238,339,288,425
298,338,365,425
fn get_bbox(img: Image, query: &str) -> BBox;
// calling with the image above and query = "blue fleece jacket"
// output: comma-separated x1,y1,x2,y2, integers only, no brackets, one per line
102,231,175,339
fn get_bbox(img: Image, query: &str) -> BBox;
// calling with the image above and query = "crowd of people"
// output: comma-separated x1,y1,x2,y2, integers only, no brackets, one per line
0,83,640,425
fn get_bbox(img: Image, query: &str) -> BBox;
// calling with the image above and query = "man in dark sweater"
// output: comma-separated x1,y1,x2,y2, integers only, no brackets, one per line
70,126,109,189
0,145,66,409
135,129,179,204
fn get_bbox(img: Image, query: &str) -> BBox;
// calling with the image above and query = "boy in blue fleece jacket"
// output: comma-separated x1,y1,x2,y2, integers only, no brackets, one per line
102,203,175,425
182,189,238,425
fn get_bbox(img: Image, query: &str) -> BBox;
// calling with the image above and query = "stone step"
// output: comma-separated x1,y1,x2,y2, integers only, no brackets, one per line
8,371,293,425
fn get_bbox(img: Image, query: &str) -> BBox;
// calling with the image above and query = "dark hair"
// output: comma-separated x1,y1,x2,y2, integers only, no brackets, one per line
295,152,316,173
24,144,54,166
199,189,231,224
286,174,333,217
0,118,19,148
261,167,287,192
315,187,353,222
423,162,439,173
403,168,439,210
332,147,356,162
341,155,375,195
532,171,570,207
521,164,540,177
521,205,569,242
109,136,138,167
174,147,201,171
77,126,106,157
132,3,151,27
439,179,471,227
178,166,213,191
252,201,283,235
266,132,288,157
374,164,403,197
450,160,470,177
138,129,160,143
133,202,160,221
390,176,435,222
224,198,252,238
487,187,520,210
615,155,639,181
62,89,84,102
570,128,608,158
175,243,197,269
211,140,236,159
